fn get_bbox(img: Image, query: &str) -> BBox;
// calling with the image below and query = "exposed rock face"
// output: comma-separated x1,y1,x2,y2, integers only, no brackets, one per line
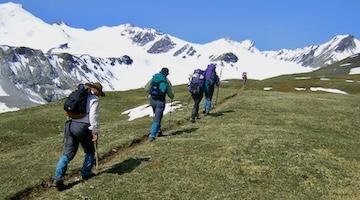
130,27,165,47
173,44,189,57
132,32,156,46
335,35,356,52
109,55,133,66
173,45,197,57
57,52,78,73
147,36,176,54
211,52,238,63
0,45,133,109
187,46,196,56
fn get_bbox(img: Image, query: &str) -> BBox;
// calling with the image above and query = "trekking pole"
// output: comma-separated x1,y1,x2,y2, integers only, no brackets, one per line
168,99,173,136
95,140,99,171
214,68,223,108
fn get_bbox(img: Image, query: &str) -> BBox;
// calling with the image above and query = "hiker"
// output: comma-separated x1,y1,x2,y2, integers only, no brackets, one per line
188,69,205,123
52,82,105,191
242,72,247,85
145,67,174,142
203,64,220,115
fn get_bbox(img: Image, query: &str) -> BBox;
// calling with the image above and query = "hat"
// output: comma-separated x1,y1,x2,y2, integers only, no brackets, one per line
160,67,169,76
92,82,105,96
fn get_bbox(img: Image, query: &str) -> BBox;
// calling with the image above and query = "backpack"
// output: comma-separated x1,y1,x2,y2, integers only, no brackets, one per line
149,73,167,97
64,83,88,119
188,69,205,94
242,72,247,79
204,64,216,85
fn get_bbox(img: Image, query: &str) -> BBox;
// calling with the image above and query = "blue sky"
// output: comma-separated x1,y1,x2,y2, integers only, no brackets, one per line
1,0,359,51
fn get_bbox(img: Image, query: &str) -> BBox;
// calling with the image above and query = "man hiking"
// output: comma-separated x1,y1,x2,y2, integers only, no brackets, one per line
52,82,105,191
203,64,220,115
242,72,247,85
188,69,205,123
145,68,174,142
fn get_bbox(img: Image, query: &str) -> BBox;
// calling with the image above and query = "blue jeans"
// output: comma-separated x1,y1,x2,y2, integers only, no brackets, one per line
54,120,95,180
203,85,215,113
149,97,165,140
54,153,94,180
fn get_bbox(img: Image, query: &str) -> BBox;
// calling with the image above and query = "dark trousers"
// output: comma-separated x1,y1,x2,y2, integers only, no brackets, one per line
191,92,203,119
204,85,215,100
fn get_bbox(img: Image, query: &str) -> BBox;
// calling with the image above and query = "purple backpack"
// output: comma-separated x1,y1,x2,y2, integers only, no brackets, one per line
204,64,216,80
188,69,205,94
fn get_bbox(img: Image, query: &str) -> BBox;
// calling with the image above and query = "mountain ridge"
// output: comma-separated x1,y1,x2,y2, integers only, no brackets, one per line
0,2,359,113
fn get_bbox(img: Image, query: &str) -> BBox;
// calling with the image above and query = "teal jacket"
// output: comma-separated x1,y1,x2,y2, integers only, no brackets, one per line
145,73,174,99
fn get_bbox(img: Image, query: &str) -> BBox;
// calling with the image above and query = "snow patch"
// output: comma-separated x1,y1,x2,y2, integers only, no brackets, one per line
264,87,273,91
121,101,182,121
310,87,348,95
349,67,360,75
345,80,355,82
295,77,311,80
0,84,9,96
0,103,19,113
340,63,351,67
295,87,306,91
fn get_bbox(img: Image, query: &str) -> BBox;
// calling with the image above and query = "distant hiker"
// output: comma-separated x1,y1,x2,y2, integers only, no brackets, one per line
52,82,105,191
145,68,174,142
188,68,205,122
242,72,247,85
203,64,220,115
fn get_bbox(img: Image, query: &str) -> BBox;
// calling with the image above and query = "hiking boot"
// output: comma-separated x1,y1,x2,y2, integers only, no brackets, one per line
82,173,96,181
155,129,162,137
148,133,156,142
52,179,67,191
190,118,195,123
202,110,206,114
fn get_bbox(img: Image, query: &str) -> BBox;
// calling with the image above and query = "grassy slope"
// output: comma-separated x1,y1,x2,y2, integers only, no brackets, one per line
1,75,360,199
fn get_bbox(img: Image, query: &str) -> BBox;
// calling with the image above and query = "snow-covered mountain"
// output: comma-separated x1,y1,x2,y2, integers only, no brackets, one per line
0,2,359,113
262,35,360,68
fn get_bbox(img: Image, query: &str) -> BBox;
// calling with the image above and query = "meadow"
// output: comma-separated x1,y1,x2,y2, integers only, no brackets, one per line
1,72,360,199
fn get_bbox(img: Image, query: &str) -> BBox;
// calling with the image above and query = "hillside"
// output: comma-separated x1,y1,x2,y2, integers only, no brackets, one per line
1,66,360,199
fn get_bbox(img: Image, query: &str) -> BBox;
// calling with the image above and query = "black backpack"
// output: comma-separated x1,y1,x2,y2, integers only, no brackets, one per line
64,84,88,119
149,73,167,97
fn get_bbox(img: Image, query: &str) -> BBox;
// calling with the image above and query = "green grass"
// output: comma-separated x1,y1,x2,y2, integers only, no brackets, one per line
1,77,360,199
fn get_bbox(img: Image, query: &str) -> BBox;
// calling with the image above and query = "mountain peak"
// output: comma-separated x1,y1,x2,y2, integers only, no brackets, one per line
52,20,68,26
0,2,23,9
334,35,356,52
